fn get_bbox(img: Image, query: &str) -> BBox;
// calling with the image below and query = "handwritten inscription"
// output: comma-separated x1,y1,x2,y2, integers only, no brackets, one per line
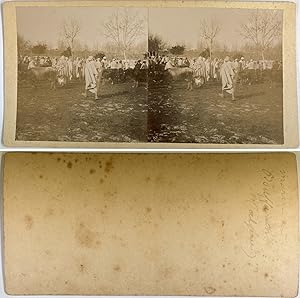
242,169,275,259
279,169,287,234
242,208,258,258
279,169,287,204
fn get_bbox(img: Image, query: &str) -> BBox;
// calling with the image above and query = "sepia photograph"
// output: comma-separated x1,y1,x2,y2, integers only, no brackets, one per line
4,1,297,147
147,8,284,144
16,6,148,142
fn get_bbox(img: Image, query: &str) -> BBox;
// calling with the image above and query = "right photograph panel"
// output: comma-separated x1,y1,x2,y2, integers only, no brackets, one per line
147,8,283,145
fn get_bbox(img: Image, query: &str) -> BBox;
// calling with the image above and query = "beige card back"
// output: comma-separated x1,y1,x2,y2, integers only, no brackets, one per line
3,153,299,296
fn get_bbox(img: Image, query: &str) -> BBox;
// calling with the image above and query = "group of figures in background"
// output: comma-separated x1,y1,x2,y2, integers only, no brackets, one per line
18,54,149,97
148,53,282,100
18,51,282,101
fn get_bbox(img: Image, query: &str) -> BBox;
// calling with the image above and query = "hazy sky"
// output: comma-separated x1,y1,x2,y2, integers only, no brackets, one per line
149,8,283,49
17,7,148,49
17,7,282,50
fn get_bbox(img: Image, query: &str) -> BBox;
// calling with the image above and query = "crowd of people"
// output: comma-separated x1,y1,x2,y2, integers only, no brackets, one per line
149,54,281,81
20,55,148,80
19,54,149,99
19,52,282,101
148,54,282,100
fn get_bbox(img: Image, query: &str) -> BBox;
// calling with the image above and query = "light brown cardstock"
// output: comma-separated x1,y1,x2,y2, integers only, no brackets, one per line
2,0,299,149
3,153,299,296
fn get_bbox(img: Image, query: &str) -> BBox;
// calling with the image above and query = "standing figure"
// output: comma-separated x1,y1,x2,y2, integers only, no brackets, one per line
239,57,246,71
28,57,36,70
211,58,218,80
205,57,211,81
75,57,82,79
219,56,236,101
82,56,99,100
140,60,148,69
81,59,86,80
192,56,206,83
232,58,240,74
101,56,109,69
55,55,68,86
67,57,73,81
164,57,173,70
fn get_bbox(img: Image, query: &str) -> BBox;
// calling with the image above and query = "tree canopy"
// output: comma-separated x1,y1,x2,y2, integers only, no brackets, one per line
94,52,106,60
148,34,166,53
169,45,185,55
31,43,48,55
61,47,72,57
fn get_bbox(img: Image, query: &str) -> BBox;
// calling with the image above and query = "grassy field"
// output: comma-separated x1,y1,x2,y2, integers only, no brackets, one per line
16,80,148,142
16,78,283,144
148,80,283,144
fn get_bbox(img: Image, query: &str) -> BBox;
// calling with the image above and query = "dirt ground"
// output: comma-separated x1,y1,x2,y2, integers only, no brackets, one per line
16,80,148,142
16,78,283,144
148,80,283,144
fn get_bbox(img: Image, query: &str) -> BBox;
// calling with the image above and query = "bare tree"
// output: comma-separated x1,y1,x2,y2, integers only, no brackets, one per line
199,19,220,58
61,18,80,56
240,10,282,61
103,8,145,60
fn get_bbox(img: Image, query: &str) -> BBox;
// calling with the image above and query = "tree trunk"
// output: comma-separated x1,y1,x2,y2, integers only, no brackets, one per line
123,50,127,61
261,51,265,69
71,40,74,58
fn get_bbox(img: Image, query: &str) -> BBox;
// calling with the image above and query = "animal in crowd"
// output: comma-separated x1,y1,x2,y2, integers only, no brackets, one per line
27,67,65,89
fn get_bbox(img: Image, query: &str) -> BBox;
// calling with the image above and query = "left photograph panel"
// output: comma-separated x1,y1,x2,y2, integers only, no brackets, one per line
16,6,149,142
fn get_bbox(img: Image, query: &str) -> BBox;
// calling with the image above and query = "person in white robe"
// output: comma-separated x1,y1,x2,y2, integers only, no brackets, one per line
56,55,68,77
28,57,36,70
51,57,57,67
247,59,254,70
75,57,82,79
164,57,174,70
140,60,148,69
39,57,45,66
67,57,73,81
123,60,129,70
101,56,109,69
110,59,118,69
219,56,236,101
232,58,240,74
205,58,211,81
211,58,218,80
82,56,99,100
95,58,102,71
193,56,206,79
239,57,246,70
